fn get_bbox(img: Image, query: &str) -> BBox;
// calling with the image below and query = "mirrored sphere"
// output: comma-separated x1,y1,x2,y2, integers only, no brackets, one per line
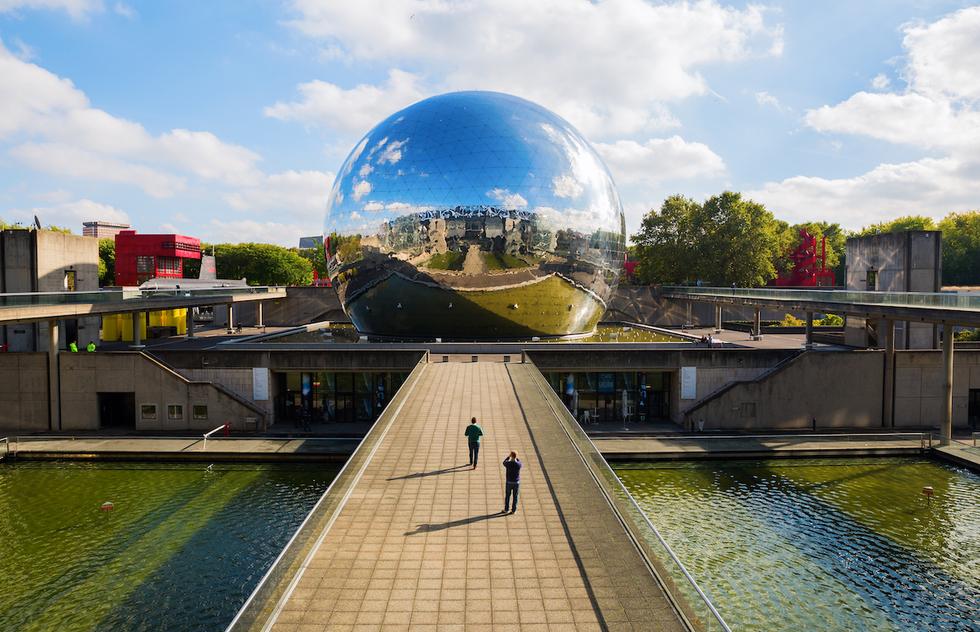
324,91,625,339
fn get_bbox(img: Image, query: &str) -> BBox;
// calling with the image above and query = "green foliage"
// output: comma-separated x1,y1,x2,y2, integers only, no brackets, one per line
98,238,115,286
297,240,329,278
938,211,980,286
0,220,72,233
954,328,980,342
631,192,782,287
777,221,846,284
816,313,844,327
212,243,312,286
779,313,805,327
425,251,465,270
335,234,362,264
854,215,936,237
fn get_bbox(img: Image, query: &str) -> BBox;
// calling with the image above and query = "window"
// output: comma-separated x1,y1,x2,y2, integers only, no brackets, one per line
136,256,155,273
866,270,878,291
64,270,76,292
140,404,157,420
192,405,208,420
167,404,183,420
157,256,180,274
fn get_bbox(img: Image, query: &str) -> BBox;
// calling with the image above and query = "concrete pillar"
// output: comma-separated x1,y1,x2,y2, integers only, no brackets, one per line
226,304,235,333
685,301,692,328
714,305,722,334
186,308,195,338
752,308,762,340
882,319,895,428
805,311,814,349
941,322,954,446
256,301,264,328
47,320,60,431
131,312,143,348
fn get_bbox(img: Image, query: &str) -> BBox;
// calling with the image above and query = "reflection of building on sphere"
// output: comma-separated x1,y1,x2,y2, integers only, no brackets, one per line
323,91,626,339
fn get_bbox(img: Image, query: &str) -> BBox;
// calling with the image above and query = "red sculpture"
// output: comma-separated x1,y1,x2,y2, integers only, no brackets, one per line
773,229,836,287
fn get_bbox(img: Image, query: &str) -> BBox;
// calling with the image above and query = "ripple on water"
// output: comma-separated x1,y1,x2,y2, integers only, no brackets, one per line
615,458,980,632
0,461,335,631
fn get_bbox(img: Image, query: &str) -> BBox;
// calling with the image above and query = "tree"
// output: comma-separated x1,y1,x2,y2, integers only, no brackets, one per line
98,238,115,286
938,211,980,286
854,215,936,236
631,191,784,287
776,221,847,284
213,243,312,286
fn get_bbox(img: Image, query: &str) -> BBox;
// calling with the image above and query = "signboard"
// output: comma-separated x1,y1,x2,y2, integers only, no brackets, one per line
680,367,697,400
252,367,269,401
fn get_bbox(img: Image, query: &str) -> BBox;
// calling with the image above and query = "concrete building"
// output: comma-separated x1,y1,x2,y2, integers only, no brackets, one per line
82,221,130,239
114,230,201,286
845,230,942,348
0,229,99,352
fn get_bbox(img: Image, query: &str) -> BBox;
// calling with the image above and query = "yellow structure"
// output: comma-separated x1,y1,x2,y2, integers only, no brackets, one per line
101,309,187,342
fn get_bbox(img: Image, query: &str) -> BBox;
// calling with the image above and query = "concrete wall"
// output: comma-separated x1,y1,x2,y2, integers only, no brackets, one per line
606,285,799,327
58,352,265,431
228,287,345,327
179,368,274,420
894,350,979,429
845,231,941,349
1,230,100,351
684,351,884,430
0,353,49,431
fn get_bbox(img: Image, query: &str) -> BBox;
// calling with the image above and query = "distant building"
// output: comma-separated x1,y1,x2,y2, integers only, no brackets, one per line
298,236,321,249
82,221,130,239
0,228,100,351
845,230,941,349
114,230,201,286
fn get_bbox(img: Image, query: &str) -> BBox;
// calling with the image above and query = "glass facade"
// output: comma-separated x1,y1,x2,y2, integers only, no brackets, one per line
323,91,626,339
276,371,408,426
543,371,672,425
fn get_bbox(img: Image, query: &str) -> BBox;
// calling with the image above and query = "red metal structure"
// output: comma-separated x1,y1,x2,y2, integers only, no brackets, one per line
773,229,836,287
114,230,202,286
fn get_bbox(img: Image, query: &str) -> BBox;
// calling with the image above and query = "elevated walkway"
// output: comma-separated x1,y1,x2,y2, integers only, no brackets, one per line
230,361,715,631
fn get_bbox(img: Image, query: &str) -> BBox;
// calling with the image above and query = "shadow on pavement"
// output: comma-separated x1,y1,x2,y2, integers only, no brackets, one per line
404,512,507,535
387,464,471,481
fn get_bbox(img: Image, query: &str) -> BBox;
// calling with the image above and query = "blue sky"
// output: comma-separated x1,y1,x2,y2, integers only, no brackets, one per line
1,0,978,245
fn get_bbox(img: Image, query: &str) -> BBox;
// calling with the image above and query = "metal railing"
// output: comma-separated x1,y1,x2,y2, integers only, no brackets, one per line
0,286,283,308
662,285,980,312
523,364,731,632
642,431,934,449
225,355,429,632
201,424,230,451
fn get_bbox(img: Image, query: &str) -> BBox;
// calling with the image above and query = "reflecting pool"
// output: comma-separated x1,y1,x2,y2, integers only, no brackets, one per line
615,458,980,631
0,461,336,631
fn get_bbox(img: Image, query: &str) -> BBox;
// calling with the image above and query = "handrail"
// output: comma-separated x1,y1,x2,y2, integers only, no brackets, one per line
202,424,229,451
225,355,429,632
520,363,731,632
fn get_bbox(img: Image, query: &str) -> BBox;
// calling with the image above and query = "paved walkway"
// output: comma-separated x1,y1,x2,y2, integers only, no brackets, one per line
596,434,929,459
266,362,684,631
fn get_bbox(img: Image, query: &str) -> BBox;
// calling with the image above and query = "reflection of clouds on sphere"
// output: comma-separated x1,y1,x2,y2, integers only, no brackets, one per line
325,91,623,240
324,91,626,339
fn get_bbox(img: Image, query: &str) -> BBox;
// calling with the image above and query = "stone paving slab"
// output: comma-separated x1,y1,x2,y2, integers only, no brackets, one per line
267,362,685,632
6,437,353,455
595,435,927,458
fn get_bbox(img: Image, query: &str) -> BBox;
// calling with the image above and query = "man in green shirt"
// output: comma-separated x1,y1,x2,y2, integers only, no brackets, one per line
464,417,484,468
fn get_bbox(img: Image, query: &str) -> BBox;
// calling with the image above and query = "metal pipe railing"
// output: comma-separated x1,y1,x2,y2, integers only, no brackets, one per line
523,365,731,632
201,424,229,451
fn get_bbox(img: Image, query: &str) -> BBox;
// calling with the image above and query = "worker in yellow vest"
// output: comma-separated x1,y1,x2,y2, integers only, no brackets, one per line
86,341,96,352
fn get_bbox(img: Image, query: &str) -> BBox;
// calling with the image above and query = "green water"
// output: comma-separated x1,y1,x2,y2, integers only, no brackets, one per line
0,461,336,631
616,458,980,631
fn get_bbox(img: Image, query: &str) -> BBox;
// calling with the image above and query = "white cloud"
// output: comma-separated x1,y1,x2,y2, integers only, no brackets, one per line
282,0,782,138
203,218,310,247
747,155,980,229
352,179,371,201
264,69,425,136
112,1,133,18
10,142,186,197
595,136,726,186
754,91,783,110
552,174,583,199
5,197,129,229
871,73,890,90
804,6,980,154
0,39,264,190
377,138,407,165
0,0,103,19
224,170,334,221
487,188,527,208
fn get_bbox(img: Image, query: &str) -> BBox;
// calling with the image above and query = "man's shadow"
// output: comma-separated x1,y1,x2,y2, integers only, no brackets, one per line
405,512,507,535
387,464,471,481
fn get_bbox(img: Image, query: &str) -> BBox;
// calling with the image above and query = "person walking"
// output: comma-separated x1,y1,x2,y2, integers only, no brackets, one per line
464,417,484,468
502,451,522,513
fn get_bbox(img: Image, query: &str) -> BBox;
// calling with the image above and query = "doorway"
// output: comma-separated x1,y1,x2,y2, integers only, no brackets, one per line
98,392,135,429
969,389,980,431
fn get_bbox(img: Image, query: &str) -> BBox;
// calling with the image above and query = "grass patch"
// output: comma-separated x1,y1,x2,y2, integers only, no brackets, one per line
482,252,530,270
425,251,465,270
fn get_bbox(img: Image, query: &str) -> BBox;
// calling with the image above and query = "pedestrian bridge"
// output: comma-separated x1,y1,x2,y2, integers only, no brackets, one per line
229,359,727,631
